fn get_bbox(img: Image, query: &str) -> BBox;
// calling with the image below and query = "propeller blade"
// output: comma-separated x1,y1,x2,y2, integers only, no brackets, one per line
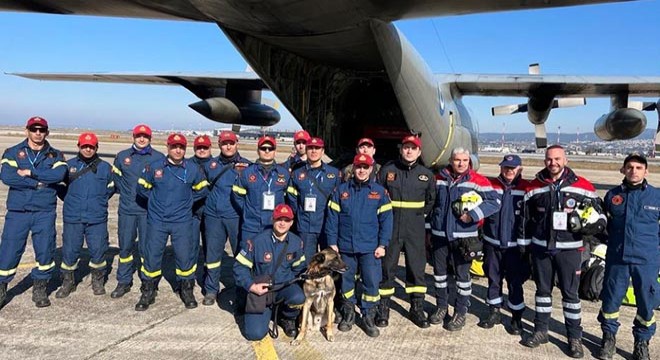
535,123,547,148
491,103,527,116
529,63,540,75
554,98,586,108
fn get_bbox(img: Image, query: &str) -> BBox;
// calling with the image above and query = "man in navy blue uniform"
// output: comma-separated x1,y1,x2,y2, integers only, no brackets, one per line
202,130,250,306
326,154,393,337
429,147,500,331
478,154,530,333
282,130,310,172
287,137,341,262
598,153,660,360
342,138,381,182
135,133,208,311
56,132,115,298
234,204,306,341
190,135,212,248
519,145,606,358
110,124,164,299
0,116,67,308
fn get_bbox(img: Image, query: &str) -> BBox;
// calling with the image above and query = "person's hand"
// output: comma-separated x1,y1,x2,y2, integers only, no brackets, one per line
249,282,270,296
459,213,473,223
374,246,386,259
17,169,31,177
329,245,339,254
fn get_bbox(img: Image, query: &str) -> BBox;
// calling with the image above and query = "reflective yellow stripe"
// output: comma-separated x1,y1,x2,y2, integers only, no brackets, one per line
107,181,115,188
343,289,355,299
37,261,56,271
362,294,381,303
328,200,341,212
0,267,17,276
405,286,427,294
61,260,80,271
119,255,134,264
205,261,221,270
390,200,425,209
138,178,152,189
53,161,67,168
292,255,306,267
1,158,18,167
89,261,107,269
287,186,298,196
601,310,619,319
232,185,247,195
379,288,395,296
236,253,253,268
192,180,209,191
377,203,393,214
636,314,656,327
140,266,162,278
176,264,197,277
112,165,122,176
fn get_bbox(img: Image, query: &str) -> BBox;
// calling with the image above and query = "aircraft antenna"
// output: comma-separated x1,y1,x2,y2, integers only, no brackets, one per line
431,20,455,73
557,126,561,145
576,126,580,144
501,122,506,151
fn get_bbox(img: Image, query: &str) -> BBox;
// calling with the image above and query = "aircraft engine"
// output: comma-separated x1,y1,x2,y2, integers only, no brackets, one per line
189,97,280,126
593,108,647,141
526,95,553,125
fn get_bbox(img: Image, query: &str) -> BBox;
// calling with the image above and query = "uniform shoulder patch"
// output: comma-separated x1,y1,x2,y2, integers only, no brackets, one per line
17,150,26,159
386,172,396,181
286,253,294,261
123,157,131,165
248,174,257,183
155,169,163,178
263,251,273,262
298,172,306,181
210,161,217,169
341,191,349,200
368,191,381,200
327,173,336,179
611,195,624,206
418,174,429,182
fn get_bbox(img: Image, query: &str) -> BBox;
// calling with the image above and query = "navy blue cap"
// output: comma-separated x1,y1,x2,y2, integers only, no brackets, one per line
623,152,647,167
499,154,522,167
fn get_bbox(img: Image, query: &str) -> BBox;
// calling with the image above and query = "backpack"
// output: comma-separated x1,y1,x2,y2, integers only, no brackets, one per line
579,257,605,301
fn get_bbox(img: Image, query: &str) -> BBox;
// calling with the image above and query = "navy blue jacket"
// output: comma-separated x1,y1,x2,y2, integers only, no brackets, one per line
282,153,306,173
112,145,165,215
203,153,250,219
190,155,212,219
604,180,660,265
61,155,115,223
483,175,529,248
325,179,393,254
287,162,341,234
137,157,208,223
232,162,290,233
233,230,306,291
1,139,67,212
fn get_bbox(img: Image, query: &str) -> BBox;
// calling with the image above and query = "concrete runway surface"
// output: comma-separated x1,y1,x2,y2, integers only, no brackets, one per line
0,133,658,360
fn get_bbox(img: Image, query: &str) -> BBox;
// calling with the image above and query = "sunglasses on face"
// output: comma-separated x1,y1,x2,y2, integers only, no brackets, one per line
259,147,275,152
195,146,210,151
355,165,370,170
28,127,47,133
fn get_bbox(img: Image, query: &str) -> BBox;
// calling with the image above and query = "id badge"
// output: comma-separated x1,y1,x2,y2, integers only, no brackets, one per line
553,211,568,231
304,193,317,212
262,191,275,210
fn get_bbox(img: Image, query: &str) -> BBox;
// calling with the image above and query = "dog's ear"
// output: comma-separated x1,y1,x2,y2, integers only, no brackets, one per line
312,253,325,264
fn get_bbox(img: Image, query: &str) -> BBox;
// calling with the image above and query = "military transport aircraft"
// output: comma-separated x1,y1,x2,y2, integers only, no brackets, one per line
1,0,660,168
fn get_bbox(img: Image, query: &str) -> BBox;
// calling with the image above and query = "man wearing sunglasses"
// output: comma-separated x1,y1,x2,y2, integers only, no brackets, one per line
110,124,165,299
0,116,67,308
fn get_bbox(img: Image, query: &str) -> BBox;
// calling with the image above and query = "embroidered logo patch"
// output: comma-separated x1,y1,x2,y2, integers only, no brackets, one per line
341,191,349,200
123,157,131,165
210,161,217,169
155,169,163,179
386,172,396,181
17,151,26,159
248,174,257,183
264,252,272,262
327,173,336,179
611,195,624,206
565,198,577,208
69,167,77,173
298,172,306,181
418,174,429,182
286,253,294,261
368,191,381,200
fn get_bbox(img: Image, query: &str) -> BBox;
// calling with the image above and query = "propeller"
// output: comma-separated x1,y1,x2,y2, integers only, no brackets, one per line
630,100,660,157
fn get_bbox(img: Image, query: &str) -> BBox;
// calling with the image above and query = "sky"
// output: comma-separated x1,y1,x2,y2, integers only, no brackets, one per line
0,1,659,134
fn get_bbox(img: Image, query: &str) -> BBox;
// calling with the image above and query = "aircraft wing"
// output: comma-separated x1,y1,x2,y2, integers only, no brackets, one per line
446,74,660,97
9,72,267,99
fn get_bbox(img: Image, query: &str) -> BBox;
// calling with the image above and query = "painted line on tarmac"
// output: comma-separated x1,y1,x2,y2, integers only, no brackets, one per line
253,336,280,360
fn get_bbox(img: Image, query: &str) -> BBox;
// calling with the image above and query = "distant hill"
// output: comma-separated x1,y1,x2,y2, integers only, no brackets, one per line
479,128,656,143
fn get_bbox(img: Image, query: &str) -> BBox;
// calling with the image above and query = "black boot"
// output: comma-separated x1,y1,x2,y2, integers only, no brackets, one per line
506,310,523,335
445,312,466,332
428,306,448,325
361,307,380,337
375,297,390,328
338,301,355,332
568,337,584,358
522,331,549,348
632,339,650,360
32,279,51,308
334,306,342,324
478,306,501,329
179,279,198,309
55,271,77,299
135,280,156,311
598,332,616,360
409,298,430,328
202,292,216,306
111,283,132,299
91,269,106,296
0,282,7,306
278,316,298,338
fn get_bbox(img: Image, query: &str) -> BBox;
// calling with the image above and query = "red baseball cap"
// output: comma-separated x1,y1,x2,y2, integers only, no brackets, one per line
167,133,187,147
402,135,422,148
78,132,98,147
307,137,325,148
294,130,311,143
26,116,48,129
353,154,374,167
273,203,294,220
258,135,277,148
194,135,212,149
218,131,238,143
133,124,152,137
357,138,374,147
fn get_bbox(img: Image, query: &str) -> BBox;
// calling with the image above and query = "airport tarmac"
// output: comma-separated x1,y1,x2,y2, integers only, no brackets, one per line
0,133,658,360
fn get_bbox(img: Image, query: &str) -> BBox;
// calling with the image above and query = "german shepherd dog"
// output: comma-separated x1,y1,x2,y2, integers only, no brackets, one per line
291,248,347,345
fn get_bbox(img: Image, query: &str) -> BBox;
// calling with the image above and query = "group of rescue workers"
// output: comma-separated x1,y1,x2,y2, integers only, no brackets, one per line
0,116,657,360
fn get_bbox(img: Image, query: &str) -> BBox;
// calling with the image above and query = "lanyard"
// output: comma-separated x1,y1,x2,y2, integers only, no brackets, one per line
260,168,273,192
167,165,187,183
26,148,41,168
307,169,323,194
